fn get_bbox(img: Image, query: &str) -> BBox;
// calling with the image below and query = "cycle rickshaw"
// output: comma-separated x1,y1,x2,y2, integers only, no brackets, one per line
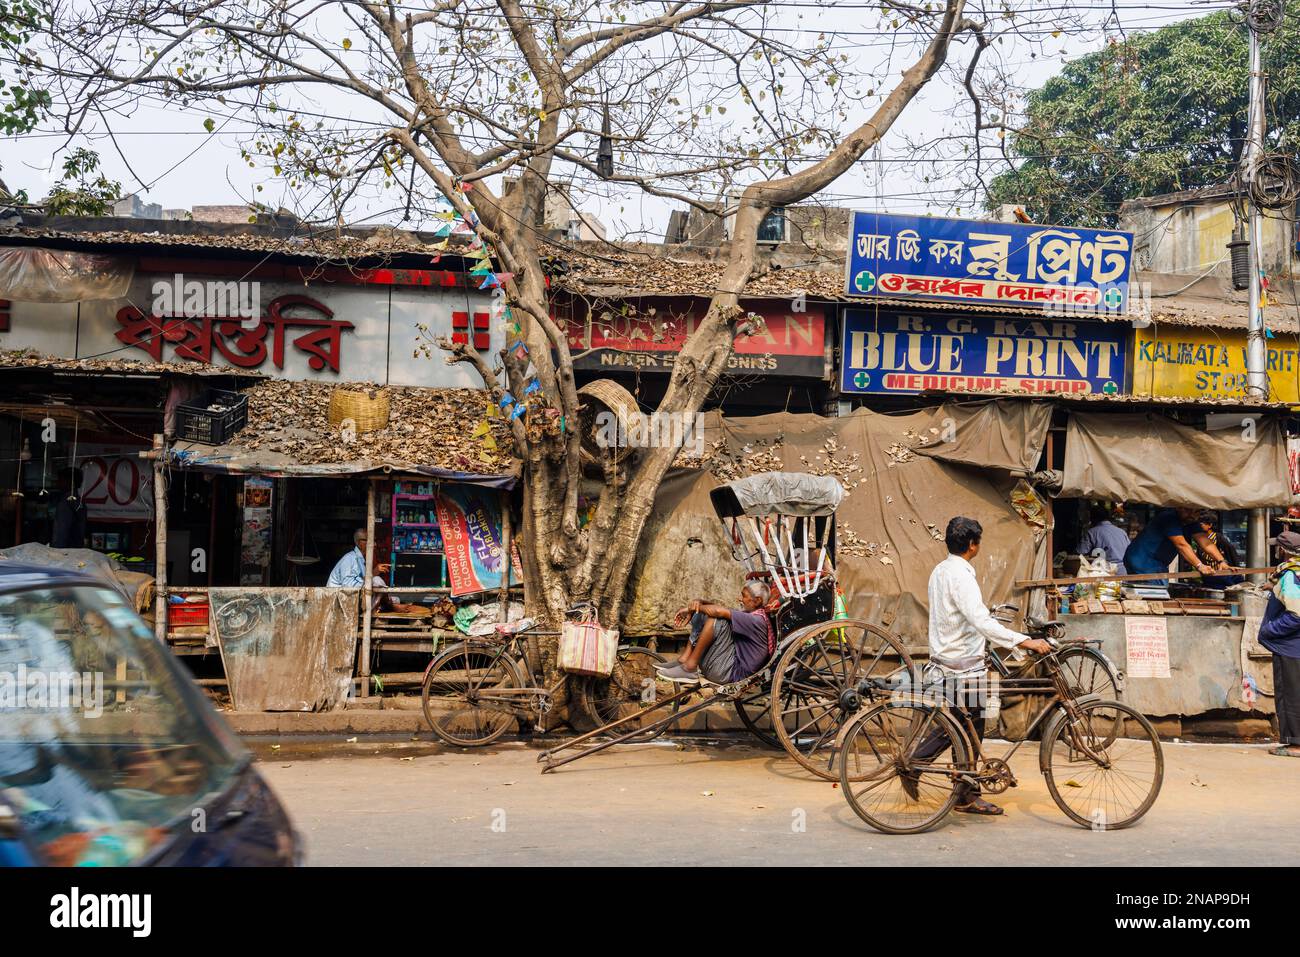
535,471,918,775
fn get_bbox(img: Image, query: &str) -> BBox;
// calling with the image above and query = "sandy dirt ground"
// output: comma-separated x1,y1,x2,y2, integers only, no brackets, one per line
255,736,1300,866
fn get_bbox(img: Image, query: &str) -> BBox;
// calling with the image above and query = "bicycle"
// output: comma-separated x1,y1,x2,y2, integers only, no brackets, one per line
837,620,1163,834
419,603,668,747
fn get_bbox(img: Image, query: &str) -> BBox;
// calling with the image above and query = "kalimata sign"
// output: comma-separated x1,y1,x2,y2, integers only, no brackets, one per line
844,211,1134,313
840,309,1128,396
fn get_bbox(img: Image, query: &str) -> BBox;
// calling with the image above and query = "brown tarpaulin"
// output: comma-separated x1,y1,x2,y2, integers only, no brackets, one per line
0,246,135,302
624,407,1045,648
1059,411,1291,509
912,399,1052,474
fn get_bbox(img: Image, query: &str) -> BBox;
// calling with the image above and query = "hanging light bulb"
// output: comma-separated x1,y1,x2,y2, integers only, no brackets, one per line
596,104,614,179
19,437,31,462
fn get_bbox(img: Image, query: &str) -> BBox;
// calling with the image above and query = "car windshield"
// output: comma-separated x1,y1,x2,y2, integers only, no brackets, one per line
0,583,247,866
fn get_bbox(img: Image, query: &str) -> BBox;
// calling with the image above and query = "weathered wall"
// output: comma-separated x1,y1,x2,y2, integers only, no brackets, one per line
1060,614,1275,718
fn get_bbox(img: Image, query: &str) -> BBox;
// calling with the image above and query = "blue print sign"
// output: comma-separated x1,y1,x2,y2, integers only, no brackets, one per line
845,211,1134,313
840,309,1128,396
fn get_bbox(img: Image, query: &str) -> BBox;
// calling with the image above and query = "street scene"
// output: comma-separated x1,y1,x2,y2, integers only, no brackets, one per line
0,0,1299,908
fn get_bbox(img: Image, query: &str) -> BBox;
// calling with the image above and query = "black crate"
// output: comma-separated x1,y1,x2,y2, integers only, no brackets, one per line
176,388,249,445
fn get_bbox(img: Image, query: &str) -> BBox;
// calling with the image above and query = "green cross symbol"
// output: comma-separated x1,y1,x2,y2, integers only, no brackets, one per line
1102,287,1124,308
853,371,871,390
854,270,876,293
1102,380,1118,395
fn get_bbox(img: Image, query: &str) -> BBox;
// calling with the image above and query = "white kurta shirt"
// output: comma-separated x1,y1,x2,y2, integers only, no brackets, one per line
927,554,1028,669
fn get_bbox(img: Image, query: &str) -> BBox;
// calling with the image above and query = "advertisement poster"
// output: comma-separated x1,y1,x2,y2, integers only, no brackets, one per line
1125,616,1172,679
845,211,1135,313
840,308,1127,395
75,444,154,520
239,476,274,585
434,485,523,597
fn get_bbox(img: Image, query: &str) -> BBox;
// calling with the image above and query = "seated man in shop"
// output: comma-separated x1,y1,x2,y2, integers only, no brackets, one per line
656,581,775,685
326,529,416,612
1077,504,1130,573
1123,507,1229,586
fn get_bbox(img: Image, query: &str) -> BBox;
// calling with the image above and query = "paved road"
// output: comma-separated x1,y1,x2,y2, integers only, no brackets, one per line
256,737,1300,866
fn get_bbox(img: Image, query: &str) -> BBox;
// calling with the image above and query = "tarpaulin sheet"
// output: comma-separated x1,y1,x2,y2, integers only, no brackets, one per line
624,407,1044,648
0,544,153,610
0,246,134,302
911,399,1052,474
1059,411,1291,509
210,587,358,711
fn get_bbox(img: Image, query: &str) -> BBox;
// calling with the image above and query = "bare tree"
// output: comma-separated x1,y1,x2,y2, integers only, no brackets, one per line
27,0,1005,628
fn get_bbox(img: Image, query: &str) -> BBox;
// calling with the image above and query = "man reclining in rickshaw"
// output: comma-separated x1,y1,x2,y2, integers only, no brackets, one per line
656,580,775,685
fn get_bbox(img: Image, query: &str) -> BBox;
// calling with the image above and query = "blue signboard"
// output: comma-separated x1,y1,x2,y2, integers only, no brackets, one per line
845,211,1134,314
841,308,1128,396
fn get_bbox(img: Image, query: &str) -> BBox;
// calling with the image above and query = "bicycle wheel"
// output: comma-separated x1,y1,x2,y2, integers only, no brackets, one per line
576,646,676,741
839,699,970,835
768,619,917,780
1042,699,1163,830
1057,645,1122,702
421,643,526,747
733,682,782,749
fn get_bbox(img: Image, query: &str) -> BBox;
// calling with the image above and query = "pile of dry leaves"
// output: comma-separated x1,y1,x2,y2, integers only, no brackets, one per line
234,379,515,473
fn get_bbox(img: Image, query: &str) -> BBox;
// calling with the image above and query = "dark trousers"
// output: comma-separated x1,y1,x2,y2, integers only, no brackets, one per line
913,674,986,803
1275,654,1300,745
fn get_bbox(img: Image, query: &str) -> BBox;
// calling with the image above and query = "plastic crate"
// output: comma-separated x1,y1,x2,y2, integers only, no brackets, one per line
168,602,210,627
176,389,248,445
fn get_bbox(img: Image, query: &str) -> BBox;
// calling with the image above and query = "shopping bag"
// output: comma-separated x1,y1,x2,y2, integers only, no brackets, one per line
559,619,619,677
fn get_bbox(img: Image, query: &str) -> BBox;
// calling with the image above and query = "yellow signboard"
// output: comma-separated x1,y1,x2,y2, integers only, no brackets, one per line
1132,327,1300,403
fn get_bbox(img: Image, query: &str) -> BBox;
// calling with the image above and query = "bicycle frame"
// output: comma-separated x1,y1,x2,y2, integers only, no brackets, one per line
425,627,563,731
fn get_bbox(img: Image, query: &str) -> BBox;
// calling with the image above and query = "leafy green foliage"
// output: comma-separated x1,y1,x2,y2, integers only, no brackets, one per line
0,0,49,135
985,12,1300,226
40,148,121,215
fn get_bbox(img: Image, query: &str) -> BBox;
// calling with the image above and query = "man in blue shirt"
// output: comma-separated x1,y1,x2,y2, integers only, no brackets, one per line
1124,507,1225,585
327,529,369,587
1077,504,1130,573
1259,530,1300,758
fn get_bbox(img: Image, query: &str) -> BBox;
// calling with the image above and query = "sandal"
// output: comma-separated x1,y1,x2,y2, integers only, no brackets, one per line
1269,745,1300,758
954,797,1005,816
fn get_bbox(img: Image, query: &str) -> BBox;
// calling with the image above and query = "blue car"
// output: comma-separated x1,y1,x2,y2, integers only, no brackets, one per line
0,562,299,866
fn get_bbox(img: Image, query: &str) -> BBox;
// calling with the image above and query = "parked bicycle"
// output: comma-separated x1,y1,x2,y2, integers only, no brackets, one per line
837,619,1162,833
419,603,667,747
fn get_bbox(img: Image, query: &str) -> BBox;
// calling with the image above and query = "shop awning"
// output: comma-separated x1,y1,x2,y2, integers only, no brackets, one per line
166,435,518,489
1058,411,1292,509
911,399,1052,474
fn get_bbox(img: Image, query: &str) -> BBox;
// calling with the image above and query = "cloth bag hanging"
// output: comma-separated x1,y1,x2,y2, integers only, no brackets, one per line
559,617,619,677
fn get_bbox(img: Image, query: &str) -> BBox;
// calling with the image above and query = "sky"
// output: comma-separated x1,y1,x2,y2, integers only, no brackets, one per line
1,1,1237,242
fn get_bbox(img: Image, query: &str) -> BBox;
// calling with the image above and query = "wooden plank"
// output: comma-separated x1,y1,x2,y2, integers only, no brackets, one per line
1016,567,1274,588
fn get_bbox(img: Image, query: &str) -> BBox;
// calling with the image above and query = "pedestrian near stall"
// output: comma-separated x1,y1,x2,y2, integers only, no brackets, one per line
1259,530,1300,758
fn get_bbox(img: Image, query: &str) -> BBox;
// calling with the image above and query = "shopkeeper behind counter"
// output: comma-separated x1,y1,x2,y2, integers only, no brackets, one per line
1124,507,1229,585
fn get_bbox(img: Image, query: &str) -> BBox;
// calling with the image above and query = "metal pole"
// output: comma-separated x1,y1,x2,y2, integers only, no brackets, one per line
152,435,168,645
359,479,376,698
498,489,512,620
1243,6,1272,573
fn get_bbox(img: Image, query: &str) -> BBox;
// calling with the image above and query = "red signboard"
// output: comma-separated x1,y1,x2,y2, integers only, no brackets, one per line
114,294,354,372
563,300,826,378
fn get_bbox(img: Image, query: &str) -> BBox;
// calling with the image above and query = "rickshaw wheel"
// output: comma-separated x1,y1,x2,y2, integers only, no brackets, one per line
732,683,782,749
768,618,918,781
577,646,679,742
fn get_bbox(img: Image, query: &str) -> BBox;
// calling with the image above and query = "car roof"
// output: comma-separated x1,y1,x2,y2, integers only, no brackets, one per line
0,561,108,591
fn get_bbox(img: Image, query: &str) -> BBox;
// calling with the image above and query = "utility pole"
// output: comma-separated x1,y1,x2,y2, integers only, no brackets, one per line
1241,0,1281,576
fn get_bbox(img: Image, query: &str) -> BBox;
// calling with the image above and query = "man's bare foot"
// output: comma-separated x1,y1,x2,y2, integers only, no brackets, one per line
954,797,1004,816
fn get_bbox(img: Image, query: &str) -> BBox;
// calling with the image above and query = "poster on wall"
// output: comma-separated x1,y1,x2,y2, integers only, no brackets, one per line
76,444,154,520
1124,616,1171,679
434,485,523,597
239,476,273,585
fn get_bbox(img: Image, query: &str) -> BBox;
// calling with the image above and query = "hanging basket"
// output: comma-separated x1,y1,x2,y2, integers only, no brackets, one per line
329,388,390,434
577,379,643,463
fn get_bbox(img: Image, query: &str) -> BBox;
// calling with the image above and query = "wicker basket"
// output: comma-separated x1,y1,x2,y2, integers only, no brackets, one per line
577,378,643,463
329,388,391,434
